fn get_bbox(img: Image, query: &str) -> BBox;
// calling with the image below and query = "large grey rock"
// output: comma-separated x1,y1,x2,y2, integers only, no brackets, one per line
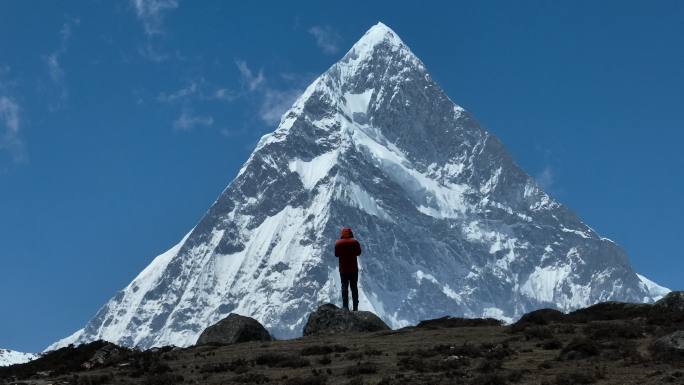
81,342,125,369
303,304,390,336
654,292,684,312
653,331,684,356
512,308,566,330
196,314,272,345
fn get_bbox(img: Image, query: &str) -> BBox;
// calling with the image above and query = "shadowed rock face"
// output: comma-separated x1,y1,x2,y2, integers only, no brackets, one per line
653,331,684,357
303,304,390,336
655,292,684,312
415,316,502,329
511,308,566,330
196,314,272,345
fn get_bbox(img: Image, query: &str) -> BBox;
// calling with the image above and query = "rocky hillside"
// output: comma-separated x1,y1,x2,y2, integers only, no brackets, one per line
5,293,683,385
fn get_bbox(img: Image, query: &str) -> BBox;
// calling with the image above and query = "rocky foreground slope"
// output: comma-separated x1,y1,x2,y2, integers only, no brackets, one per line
5,293,683,385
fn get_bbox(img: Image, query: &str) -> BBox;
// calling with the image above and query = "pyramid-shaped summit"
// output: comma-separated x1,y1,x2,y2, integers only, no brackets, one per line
49,22,668,350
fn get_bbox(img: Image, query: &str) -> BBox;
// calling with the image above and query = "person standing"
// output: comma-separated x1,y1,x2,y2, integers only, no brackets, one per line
334,227,362,311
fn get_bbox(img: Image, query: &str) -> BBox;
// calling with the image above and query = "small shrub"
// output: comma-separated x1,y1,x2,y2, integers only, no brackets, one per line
541,338,563,350
76,374,113,385
554,371,595,385
397,356,426,372
199,358,249,373
363,347,383,356
301,345,347,356
233,372,270,384
255,352,309,368
524,325,554,340
584,321,642,340
507,369,527,382
476,358,502,372
417,316,502,329
149,362,171,374
344,362,378,376
554,324,576,334
317,355,332,365
397,355,468,373
600,339,641,362
470,372,508,385
346,377,364,385
143,373,184,385
285,375,327,385
559,338,599,360
441,342,482,358
482,342,514,360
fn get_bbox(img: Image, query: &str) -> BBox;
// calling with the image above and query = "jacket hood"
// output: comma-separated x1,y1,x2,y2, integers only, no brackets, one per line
340,227,354,239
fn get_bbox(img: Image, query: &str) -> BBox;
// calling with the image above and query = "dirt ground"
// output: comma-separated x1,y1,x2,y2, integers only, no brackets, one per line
2,306,683,385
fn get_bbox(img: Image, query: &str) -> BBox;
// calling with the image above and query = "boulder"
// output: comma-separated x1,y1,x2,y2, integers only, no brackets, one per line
196,314,272,345
652,331,684,357
566,301,652,322
303,304,390,336
416,316,502,329
654,292,684,312
512,308,565,330
81,343,126,369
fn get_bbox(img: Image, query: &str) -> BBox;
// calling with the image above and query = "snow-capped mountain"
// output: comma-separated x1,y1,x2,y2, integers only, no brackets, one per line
49,22,668,350
0,349,38,366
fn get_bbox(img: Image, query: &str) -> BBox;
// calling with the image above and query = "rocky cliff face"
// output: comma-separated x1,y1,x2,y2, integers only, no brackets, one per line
48,22,668,350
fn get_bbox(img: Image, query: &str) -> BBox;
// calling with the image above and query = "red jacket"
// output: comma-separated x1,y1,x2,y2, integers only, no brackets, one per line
334,227,362,273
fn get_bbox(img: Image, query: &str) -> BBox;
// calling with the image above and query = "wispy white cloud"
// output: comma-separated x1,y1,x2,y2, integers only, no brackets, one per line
157,81,199,103
173,109,214,131
308,25,342,55
0,96,25,163
235,60,265,92
235,60,303,125
131,0,179,36
536,165,555,191
233,60,303,125
157,78,237,104
158,61,305,134
137,42,172,62
131,1,181,62
213,88,238,102
259,88,301,125
44,18,79,109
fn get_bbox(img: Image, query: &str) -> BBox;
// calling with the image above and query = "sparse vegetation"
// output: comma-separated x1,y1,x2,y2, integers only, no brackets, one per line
256,352,310,368
233,372,270,384
2,301,683,385
553,371,596,385
344,361,378,376
301,344,348,356
284,375,328,385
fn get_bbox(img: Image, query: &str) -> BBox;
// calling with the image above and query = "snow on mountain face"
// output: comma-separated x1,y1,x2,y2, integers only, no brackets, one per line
0,349,38,366
636,273,670,301
48,22,668,350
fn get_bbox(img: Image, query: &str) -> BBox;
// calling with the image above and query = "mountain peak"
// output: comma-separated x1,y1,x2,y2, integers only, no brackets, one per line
342,22,409,63
48,22,666,351
359,22,403,46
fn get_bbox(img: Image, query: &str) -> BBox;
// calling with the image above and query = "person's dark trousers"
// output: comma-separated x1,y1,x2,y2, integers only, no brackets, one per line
340,272,359,311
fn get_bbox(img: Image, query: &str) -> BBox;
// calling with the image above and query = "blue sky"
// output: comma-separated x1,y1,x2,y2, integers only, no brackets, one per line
1,1,682,352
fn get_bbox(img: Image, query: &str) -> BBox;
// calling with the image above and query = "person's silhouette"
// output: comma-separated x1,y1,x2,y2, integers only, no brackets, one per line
334,227,362,311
